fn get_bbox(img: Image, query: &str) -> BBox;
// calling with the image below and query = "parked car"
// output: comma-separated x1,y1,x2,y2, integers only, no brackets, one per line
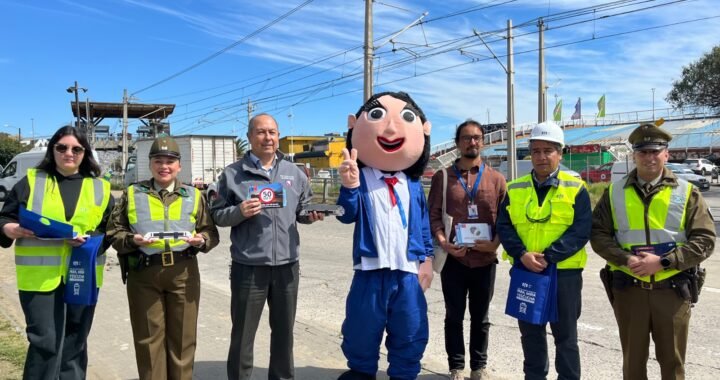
683,158,715,176
579,162,613,183
0,150,46,201
666,163,710,191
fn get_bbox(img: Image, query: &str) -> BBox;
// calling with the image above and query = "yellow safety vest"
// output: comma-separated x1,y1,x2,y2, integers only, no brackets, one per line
502,171,587,269
608,179,691,282
126,184,199,255
15,169,110,291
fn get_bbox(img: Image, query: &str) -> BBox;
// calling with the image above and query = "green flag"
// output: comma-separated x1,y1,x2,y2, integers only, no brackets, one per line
553,99,562,121
597,94,606,117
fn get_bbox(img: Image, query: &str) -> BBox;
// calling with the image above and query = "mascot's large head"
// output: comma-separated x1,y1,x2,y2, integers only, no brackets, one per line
346,91,431,178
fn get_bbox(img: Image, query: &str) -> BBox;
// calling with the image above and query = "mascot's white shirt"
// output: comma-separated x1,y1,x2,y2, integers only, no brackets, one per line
353,167,419,274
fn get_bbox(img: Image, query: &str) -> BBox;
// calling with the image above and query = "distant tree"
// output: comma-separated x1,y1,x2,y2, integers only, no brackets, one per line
667,46,720,113
0,133,31,167
236,137,249,158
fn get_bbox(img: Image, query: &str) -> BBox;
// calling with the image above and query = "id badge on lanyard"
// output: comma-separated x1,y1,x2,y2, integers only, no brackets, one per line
453,163,484,220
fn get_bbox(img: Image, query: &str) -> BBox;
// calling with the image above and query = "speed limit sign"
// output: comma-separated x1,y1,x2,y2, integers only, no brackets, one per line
259,188,276,204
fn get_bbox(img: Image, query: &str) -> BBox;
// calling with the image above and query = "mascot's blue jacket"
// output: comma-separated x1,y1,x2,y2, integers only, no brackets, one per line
336,171,434,266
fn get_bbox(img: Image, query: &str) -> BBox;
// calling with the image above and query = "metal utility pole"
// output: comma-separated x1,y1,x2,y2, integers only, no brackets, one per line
538,19,546,123
363,0,374,101
651,88,656,121
122,89,129,174
66,81,86,128
85,98,94,144
31,118,34,139
247,99,254,122
507,19,517,181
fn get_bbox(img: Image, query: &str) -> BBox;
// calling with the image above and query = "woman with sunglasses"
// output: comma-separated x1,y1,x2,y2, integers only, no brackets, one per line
0,126,114,380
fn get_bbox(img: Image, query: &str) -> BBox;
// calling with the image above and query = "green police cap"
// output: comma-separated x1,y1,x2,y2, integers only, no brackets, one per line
628,123,672,151
149,135,181,159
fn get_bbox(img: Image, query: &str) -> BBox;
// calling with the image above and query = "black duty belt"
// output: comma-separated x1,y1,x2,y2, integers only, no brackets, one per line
131,251,196,268
614,271,676,290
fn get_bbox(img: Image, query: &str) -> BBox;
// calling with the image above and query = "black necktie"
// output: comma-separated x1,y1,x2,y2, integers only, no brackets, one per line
159,189,169,199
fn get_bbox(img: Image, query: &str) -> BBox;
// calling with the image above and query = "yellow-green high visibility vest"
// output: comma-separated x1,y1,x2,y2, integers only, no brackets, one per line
15,169,110,291
126,184,200,255
502,171,587,269
608,179,691,282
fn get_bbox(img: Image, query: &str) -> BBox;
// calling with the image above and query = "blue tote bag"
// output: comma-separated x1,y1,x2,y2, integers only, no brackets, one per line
505,263,558,325
64,234,104,305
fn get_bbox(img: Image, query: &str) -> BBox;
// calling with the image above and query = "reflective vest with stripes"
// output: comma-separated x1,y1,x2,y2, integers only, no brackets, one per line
127,184,200,255
608,179,691,282
15,169,110,291
502,171,587,269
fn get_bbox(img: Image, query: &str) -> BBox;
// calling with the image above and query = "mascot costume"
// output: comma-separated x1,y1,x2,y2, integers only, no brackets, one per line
336,91,434,380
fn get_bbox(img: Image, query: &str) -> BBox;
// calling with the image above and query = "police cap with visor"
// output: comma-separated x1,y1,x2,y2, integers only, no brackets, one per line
629,123,672,151
149,135,181,159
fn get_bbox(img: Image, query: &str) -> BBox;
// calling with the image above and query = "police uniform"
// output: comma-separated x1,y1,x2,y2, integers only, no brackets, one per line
107,136,219,380
590,124,716,380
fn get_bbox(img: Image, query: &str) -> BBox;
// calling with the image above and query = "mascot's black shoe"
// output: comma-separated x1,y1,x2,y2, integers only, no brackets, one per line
337,369,377,380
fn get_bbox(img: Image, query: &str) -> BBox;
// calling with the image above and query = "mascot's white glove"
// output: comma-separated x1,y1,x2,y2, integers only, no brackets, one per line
339,148,360,189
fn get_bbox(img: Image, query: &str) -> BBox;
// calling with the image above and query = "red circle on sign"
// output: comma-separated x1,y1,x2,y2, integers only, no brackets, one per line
259,188,276,204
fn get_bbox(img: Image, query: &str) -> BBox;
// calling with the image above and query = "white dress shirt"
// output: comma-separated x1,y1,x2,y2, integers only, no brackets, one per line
354,167,418,273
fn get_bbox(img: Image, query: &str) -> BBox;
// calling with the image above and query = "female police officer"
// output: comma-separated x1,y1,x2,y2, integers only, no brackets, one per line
107,135,218,380
0,126,113,380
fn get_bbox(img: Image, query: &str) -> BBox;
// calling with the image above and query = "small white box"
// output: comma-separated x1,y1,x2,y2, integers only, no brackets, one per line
454,223,492,246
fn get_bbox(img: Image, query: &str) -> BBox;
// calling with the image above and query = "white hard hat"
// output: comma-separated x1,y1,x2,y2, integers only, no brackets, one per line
529,121,564,148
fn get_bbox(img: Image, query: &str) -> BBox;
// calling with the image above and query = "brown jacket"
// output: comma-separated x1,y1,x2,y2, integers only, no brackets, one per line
107,179,219,255
428,162,507,267
590,168,715,270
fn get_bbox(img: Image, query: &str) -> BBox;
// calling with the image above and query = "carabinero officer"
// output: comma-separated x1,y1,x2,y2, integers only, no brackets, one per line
0,126,113,380
107,135,219,380
496,121,592,380
591,123,715,380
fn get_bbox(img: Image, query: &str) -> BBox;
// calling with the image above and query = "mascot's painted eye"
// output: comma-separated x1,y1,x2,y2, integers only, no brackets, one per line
367,107,386,121
401,109,417,123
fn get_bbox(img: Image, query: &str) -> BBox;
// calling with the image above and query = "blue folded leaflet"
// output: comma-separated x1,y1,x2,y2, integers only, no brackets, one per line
505,263,558,325
64,234,104,305
19,206,76,239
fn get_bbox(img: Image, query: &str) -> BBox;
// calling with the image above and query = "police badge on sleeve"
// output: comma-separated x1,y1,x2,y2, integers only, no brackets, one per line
248,183,286,208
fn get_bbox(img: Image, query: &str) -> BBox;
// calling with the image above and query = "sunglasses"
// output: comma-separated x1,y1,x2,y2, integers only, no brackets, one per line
54,143,85,155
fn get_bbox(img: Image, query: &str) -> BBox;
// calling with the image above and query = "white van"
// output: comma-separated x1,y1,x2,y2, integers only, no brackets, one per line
610,159,635,183
496,160,582,180
0,150,47,201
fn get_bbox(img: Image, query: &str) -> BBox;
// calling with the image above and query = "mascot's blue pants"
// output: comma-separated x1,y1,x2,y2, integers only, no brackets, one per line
341,269,429,380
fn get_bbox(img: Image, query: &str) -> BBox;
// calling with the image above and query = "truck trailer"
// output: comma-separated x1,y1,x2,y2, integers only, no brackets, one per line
124,135,236,188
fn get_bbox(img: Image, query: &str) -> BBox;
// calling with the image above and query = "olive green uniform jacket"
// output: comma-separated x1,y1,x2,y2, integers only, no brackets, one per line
107,179,219,258
590,168,715,270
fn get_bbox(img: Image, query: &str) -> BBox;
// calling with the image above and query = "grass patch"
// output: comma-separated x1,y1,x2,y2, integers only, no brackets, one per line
588,182,610,209
0,316,26,379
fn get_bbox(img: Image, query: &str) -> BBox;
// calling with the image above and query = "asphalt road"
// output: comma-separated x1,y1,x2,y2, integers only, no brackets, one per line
0,185,719,379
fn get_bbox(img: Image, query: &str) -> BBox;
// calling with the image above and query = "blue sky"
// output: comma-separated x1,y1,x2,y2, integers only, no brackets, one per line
2,0,719,146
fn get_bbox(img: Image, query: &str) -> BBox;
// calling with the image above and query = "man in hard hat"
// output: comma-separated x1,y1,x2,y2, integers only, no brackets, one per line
496,121,592,380
590,123,715,379
108,135,220,380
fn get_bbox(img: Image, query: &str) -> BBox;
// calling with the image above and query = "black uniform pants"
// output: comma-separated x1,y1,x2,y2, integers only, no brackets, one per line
440,256,496,371
518,270,582,380
227,261,299,380
19,285,96,380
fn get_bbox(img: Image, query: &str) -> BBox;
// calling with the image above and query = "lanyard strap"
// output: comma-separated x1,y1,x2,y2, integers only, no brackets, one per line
453,163,484,203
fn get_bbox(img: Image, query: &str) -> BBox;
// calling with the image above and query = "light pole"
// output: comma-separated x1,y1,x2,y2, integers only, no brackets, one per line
288,109,294,162
66,81,87,129
651,88,656,121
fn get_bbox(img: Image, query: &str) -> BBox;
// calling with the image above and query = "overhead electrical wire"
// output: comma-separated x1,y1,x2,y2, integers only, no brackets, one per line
131,0,315,96
158,0,695,134
170,12,719,135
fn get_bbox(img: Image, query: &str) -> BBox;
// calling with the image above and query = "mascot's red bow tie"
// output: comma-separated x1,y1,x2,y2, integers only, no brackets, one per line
384,177,399,206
